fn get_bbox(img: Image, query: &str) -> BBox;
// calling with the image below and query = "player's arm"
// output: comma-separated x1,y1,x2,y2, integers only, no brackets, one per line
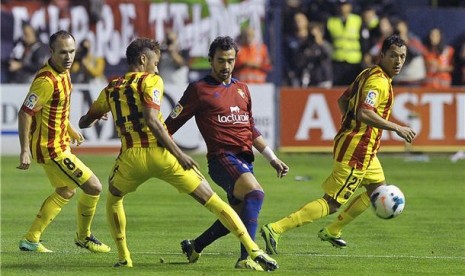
144,106,199,170
357,108,416,143
253,135,289,178
337,88,351,115
68,123,84,146
17,79,52,170
79,90,109,129
17,110,33,170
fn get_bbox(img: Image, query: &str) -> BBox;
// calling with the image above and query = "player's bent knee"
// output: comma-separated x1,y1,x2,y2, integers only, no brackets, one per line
56,186,76,199
81,175,103,195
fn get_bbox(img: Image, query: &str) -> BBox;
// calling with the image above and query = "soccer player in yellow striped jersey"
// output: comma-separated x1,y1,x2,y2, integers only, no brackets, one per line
17,30,110,253
261,35,417,253
79,38,278,271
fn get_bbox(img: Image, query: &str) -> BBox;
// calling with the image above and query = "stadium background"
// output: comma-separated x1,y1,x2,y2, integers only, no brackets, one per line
1,0,464,154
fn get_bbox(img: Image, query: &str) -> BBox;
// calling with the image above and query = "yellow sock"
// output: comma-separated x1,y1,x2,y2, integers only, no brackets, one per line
204,193,260,256
107,193,130,261
77,193,99,239
272,198,329,234
25,192,69,243
326,192,370,236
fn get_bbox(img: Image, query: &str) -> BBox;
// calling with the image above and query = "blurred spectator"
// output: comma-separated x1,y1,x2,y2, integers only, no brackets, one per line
234,26,272,83
1,3,14,83
423,27,455,88
305,22,333,87
158,30,189,86
71,38,106,86
325,0,364,85
360,5,380,67
365,15,394,67
8,22,49,83
282,12,311,87
283,13,332,88
392,19,427,86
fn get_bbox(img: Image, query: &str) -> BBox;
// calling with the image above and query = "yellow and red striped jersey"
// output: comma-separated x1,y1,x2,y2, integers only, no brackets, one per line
20,62,73,163
333,65,393,170
88,72,164,151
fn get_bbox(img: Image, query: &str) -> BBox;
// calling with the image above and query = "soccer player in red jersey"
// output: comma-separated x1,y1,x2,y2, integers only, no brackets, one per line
17,30,110,253
261,35,417,254
165,36,289,270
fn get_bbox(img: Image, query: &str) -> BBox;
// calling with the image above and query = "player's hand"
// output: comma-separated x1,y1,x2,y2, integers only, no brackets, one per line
99,113,109,121
176,152,200,171
270,159,289,178
395,126,416,144
69,126,85,146
17,151,31,170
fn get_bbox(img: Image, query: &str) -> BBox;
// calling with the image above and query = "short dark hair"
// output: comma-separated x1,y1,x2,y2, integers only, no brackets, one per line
126,38,161,66
208,36,238,59
381,34,406,53
49,30,75,49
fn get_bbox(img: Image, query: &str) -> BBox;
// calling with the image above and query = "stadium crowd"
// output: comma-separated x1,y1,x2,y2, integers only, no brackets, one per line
2,0,465,87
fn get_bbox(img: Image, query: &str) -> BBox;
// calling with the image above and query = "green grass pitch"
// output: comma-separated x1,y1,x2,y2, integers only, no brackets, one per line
1,153,464,275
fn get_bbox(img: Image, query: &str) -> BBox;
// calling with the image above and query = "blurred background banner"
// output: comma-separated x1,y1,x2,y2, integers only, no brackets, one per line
2,0,267,80
280,87,465,152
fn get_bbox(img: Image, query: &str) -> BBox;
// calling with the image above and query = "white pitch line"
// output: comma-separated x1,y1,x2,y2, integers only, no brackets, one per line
134,251,465,260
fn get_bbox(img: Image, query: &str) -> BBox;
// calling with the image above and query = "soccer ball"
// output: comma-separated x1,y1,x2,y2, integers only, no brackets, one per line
370,185,405,219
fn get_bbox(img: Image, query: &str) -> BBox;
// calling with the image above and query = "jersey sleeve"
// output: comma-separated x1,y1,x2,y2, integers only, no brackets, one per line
20,77,54,115
165,82,199,135
87,88,111,118
141,74,164,110
359,75,389,111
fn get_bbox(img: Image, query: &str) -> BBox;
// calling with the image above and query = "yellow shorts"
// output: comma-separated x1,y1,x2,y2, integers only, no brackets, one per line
41,150,93,188
109,147,204,195
322,156,385,205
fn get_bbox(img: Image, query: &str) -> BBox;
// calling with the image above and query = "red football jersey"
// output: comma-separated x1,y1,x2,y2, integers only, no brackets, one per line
165,75,261,159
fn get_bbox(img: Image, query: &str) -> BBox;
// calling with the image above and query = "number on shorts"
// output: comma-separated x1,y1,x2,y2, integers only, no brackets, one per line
63,158,76,170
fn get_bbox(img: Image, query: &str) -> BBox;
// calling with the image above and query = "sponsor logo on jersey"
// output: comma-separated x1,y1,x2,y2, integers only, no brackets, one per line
364,90,378,107
153,89,161,105
24,93,39,110
217,106,249,125
170,103,183,118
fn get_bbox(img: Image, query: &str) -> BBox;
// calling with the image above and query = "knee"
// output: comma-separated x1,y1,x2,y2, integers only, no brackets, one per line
81,176,103,195
56,187,76,199
323,195,341,214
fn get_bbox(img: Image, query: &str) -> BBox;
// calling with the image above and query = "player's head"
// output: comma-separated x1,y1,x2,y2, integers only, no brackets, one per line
208,36,238,83
49,30,76,73
126,38,161,74
379,34,407,78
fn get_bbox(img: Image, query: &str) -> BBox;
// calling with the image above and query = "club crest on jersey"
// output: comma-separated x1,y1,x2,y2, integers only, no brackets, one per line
24,93,38,109
364,90,378,107
153,89,161,105
237,89,245,99
170,103,183,118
